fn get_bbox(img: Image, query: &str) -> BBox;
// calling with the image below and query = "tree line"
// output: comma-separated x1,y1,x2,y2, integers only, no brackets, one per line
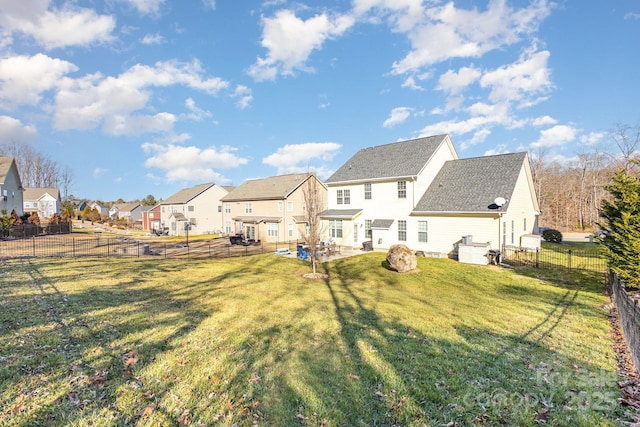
532,122,640,232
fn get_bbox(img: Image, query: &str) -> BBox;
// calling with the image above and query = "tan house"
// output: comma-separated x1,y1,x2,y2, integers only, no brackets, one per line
221,173,327,243
0,156,24,216
160,183,228,236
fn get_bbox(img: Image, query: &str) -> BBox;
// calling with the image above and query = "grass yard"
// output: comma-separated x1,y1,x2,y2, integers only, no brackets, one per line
0,253,624,426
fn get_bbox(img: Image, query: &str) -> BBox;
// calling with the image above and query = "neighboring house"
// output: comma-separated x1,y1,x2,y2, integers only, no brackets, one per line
0,156,24,216
142,204,161,232
160,183,228,236
23,187,61,220
320,135,540,255
221,173,327,243
320,135,458,250
109,202,141,223
88,201,108,215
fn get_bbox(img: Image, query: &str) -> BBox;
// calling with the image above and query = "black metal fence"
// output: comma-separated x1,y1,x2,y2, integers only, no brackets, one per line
0,235,306,260
501,245,607,273
608,272,640,373
2,222,72,238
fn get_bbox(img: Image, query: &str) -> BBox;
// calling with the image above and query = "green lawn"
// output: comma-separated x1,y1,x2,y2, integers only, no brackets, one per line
0,253,624,426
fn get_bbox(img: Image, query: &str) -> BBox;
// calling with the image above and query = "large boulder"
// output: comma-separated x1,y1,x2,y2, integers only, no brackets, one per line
386,244,417,273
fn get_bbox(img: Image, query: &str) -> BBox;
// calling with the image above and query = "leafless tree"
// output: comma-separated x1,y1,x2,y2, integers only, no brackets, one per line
301,174,326,276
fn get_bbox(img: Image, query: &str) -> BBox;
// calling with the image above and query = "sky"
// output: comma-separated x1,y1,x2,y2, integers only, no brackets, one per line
0,0,638,202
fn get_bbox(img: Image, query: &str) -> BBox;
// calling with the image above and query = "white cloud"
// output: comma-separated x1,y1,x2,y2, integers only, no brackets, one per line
93,167,108,178
0,54,77,107
391,0,551,75
54,60,229,135
182,98,212,121
202,0,216,11
383,107,413,128
0,1,115,49
142,143,248,183
530,125,577,149
141,33,164,45
233,85,253,109
247,9,355,81
0,115,38,143
480,48,552,106
437,66,481,95
531,115,557,126
401,76,423,91
352,0,424,32
119,0,165,16
581,131,605,146
262,142,341,175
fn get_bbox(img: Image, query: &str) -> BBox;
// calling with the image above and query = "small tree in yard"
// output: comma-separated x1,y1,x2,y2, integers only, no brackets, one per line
302,174,326,277
597,164,640,287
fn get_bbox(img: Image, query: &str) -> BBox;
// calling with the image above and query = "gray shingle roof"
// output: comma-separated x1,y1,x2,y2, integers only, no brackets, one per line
161,183,216,205
413,152,528,213
326,135,450,183
23,187,60,200
222,174,314,202
371,219,394,229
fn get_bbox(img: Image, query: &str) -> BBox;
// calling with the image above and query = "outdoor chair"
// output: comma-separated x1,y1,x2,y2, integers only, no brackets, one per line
297,246,310,260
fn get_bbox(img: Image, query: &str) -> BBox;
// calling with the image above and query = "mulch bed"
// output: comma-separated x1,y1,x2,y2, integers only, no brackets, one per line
609,303,640,425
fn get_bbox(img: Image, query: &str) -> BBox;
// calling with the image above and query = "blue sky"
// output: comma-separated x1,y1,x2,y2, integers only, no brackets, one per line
0,1,638,202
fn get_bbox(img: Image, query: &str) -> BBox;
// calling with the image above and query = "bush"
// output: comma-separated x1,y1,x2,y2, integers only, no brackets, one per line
542,228,563,243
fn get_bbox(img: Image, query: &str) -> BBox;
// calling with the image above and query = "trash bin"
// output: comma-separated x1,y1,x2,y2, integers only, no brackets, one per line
362,241,373,251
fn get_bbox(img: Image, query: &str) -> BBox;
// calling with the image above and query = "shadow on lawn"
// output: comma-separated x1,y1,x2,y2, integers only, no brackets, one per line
0,255,623,426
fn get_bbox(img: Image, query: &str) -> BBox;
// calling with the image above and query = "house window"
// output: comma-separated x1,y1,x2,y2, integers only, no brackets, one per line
288,223,294,238
365,219,372,239
225,221,232,234
523,218,527,231
337,190,344,205
188,205,194,212
353,224,358,242
364,183,371,200
329,219,343,238
418,220,428,243
218,205,222,213
502,221,506,248
278,201,283,212
287,201,293,212
162,206,165,213
224,203,231,213
343,189,351,205
398,181,407,199
267,223,278,237
245,203,252,214
511,220,515,244
398,220,407,241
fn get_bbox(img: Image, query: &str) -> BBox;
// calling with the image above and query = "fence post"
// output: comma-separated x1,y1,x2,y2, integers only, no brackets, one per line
535,247,539,268
73,238,76,258
567,249,572,270
32,236,36,257
137,241,140,258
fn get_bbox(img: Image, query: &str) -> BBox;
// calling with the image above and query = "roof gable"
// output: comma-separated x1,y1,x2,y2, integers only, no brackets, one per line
222,173,322,201
326,135,455,184
413,152,529,213
0,156,23,189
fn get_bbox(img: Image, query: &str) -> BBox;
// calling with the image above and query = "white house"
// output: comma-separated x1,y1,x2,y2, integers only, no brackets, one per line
160,183,228,236
320,135,458,249
0,156,24,216
320,135,540,256
23,187,61,220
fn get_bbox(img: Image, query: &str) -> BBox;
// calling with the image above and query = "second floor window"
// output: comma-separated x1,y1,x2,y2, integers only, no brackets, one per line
224,203,231,213
337,190,343,205
398,181,407,199
364,183,371,200
245,203,252,214
188,205,194,212
278,201,283,212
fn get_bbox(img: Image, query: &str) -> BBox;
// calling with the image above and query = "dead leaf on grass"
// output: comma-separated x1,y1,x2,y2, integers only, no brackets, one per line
178,408,189,426
136,403,155,418
68,391,80,406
